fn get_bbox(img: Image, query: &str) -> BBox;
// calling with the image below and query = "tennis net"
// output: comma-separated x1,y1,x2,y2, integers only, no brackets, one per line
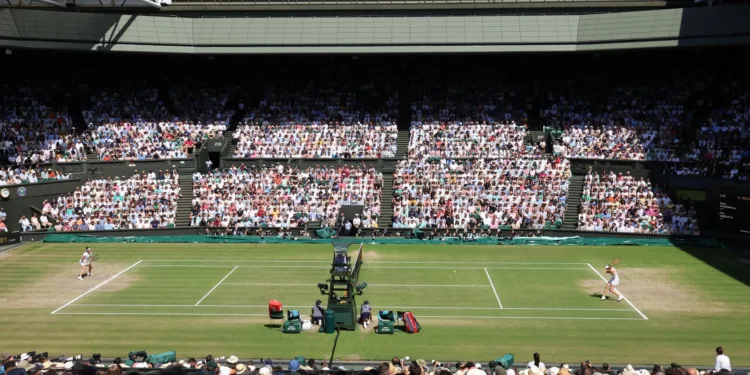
350,243,364,282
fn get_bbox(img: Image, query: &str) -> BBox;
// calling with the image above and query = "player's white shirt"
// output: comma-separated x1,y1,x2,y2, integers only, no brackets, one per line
80,251,92,265
608,267,620,286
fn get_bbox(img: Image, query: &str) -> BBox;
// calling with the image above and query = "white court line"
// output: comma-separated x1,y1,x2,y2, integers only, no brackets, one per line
50,260,143,315
587,263,648,320
484,268,504,309
195,266,238,306
222,282,490,287
144,260,587,265
139,265,588,270
52,312,643,320
73,303,633,312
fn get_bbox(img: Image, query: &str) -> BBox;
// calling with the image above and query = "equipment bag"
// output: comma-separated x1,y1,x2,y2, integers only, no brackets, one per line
495,354,514,369
403,311,421,333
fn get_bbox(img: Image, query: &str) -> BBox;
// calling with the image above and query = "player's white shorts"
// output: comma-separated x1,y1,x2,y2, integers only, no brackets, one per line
609,278,620,286
80,261,90,266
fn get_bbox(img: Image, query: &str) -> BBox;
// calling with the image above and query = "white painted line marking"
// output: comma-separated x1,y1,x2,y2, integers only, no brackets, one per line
484,268,504,309
73,303,633,312
50,260,143,315
144,259,587,265
221,282,490,287
52,312,643,320
587,263,648,320
195,266,238,306
139,265,588,270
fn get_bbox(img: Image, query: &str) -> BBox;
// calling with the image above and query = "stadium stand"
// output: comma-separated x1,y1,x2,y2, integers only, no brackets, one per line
232,124,398,159
37,169,180,231
0,166,71,186
578,170,699,235
1,85,86,164
190,165,382,229
391,157,570,230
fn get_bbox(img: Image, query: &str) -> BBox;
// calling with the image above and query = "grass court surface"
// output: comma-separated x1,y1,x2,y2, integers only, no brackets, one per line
1,243,750,365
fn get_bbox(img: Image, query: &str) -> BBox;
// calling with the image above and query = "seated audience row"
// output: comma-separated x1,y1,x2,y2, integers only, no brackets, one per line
88,122,226,161
190,164,382,228
545,83,692,161
36,170,180,231
391,157,570,229
578,170,699,234
408,122,536,160
0,166,71,186
233,124,398,159
1,86,85,164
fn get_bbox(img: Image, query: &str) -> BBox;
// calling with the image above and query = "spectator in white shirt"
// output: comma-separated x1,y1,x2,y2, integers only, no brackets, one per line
527,354,545,371
715,346,731,372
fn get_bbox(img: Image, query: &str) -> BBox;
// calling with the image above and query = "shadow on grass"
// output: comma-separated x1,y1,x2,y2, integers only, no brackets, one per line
670,237,750,288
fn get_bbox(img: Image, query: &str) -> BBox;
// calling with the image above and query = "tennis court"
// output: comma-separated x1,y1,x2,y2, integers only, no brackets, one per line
51,259,647,320
2,242,750,364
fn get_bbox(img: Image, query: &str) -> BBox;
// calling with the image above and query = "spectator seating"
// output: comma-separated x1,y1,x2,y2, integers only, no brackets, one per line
0,166,71,186
244,79,397,126
39,169,180,231
391,157,570,230
578,171,699,234
1,86,85,164
88,121,226,161
232,124,398,159
545,84,693,161
408,122,536,159
190,165,382,228
168,84,236,125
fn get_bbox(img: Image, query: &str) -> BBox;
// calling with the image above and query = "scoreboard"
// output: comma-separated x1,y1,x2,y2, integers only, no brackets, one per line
718,193,750,235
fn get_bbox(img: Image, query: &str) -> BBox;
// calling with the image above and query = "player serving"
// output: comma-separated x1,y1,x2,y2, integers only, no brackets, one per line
601,264,623,302
78,247,94,280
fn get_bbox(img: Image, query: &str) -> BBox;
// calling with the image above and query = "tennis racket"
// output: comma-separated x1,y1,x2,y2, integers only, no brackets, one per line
91,254,100,261
611,257,621,266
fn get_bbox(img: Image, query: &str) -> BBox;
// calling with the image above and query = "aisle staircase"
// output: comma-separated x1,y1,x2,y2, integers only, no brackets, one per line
377,173,394,228
396,130,409,159
561,175,585,231
175,173,194,228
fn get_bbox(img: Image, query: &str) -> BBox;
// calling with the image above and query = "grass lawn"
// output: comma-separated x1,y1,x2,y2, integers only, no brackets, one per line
1,242,749,365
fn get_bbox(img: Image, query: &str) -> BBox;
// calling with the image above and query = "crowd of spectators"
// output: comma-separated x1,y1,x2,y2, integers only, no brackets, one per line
408,122,536,160
82,85,228,161
391,157,570,230
88,122,226,161
168,84,236,125
190,164,382,229
544,84,693,161
34,169,180,232
0,166,71,186
1,86,86,164
578,170,699,234
0,349,735,375
232,124,398,159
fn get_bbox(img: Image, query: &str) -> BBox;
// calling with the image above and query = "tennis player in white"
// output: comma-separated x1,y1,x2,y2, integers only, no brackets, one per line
78,247,93,280
601,265,623,302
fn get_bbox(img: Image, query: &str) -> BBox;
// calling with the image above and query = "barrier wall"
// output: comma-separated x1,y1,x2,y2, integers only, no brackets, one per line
43,233,711,247
0,179,83,226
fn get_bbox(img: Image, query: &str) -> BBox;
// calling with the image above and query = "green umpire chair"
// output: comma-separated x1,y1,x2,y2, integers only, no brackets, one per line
375,310,395,334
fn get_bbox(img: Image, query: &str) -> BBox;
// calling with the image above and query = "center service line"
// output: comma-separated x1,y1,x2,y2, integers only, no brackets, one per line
484,267,504,309
195,266,238,306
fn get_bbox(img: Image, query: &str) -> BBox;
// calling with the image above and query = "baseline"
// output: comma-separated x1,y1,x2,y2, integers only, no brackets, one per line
72,303,633,312
143,260,588,265
50,260,143,315
139,265,588,270
586,263,648,320
51,311,643,321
